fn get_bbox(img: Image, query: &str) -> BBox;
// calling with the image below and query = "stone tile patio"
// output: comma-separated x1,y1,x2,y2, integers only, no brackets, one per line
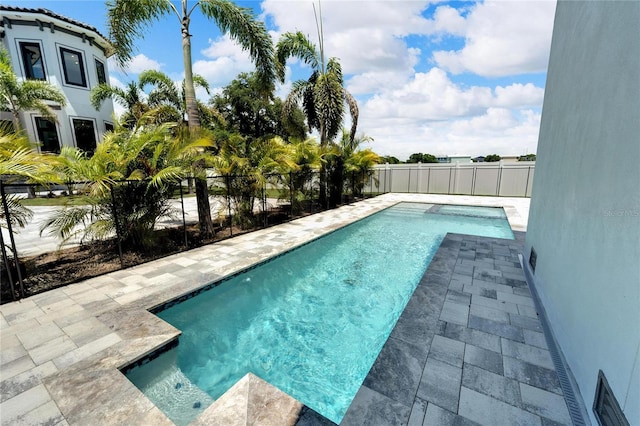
337,232,572,426
0,194,570,426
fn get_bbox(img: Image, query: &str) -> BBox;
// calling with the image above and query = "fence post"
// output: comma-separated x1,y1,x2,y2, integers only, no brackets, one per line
0,183,17,301
0,181,25,299
309,173,314,214
109,183,124,268
262,182,267,228
179,182,188,247
225,175,233,237
525,166,532,197
496,160,503,196
289,172,293,219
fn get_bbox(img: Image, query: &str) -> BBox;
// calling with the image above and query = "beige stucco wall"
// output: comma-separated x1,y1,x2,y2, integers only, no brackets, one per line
526,1,640,424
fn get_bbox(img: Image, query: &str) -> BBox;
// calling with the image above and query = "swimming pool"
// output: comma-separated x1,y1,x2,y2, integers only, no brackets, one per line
125,203,513,424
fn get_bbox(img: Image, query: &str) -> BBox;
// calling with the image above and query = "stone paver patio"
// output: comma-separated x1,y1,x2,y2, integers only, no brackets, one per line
0,194,573,425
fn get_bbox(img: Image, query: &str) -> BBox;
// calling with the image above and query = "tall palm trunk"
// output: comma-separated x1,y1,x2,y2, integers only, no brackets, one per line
180,2,213,236
181,19,200,131
11,112,21,132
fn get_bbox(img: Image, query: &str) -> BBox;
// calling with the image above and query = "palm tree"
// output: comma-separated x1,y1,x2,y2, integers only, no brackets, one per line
42,119,214,250
107,0,275,132
276,28,359,206
211,133,297,228
0,129,62,286
337,128,379,198
139,69,213,126
288,137,322,213
0,47,66,131
90,81,149,128
106,0,277,236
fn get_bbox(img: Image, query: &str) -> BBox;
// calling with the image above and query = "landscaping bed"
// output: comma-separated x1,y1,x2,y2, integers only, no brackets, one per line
0,213,294,303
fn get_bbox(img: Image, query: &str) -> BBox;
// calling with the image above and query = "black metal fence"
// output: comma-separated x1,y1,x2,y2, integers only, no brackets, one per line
1,170,378,302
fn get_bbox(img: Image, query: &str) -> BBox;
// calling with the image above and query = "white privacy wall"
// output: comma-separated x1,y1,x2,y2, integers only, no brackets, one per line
525,1,640,425
366,163,535,197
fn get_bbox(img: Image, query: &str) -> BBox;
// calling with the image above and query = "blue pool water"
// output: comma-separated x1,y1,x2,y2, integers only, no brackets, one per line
126,203,513,424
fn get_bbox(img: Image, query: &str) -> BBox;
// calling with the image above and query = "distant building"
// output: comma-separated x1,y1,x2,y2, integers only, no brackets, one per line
436,155,472,164
0,6,114,153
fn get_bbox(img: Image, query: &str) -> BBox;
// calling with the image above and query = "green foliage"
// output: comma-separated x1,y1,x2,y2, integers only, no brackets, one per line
211,133,298,228
90,81,149,128
211,72,306,140
0,194,33,231
0,130,60,183
107,0,276,131
518,154,536,161
41,123,213,250
139,69,212,124
286,138,322,213
379,155,401,164
407,153,438,163
338,128,380,198
484,154,502,162
276,32,358,146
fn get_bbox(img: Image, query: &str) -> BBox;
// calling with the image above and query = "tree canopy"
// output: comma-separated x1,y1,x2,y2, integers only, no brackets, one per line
211,72,306,141
518,154,536,161
407,153,439,163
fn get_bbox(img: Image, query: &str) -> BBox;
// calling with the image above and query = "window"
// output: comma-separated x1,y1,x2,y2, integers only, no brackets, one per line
594,370,630,426
60,47,86,87
19,42,45,80
95,59,106,85
34,117,60,153
72,118,97,154
104,122,114,133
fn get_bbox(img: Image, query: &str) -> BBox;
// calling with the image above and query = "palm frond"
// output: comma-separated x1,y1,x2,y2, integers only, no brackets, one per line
343,89,360,145
0,195,33,229
275,31,320,82
107,0,174,68
91,83,126,110
39,204,95,241
314,73,344,142
198,0,276,91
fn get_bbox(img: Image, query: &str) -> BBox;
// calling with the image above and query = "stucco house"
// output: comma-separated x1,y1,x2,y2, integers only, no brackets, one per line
525,2,639,425
0,6,114,154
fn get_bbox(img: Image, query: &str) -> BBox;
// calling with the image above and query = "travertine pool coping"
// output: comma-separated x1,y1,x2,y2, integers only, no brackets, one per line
0,194,530,425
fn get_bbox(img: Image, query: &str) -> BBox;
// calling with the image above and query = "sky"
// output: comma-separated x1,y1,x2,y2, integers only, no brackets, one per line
14,0,557,161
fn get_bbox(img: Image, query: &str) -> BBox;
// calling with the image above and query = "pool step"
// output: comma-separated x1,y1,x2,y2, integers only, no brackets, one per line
143,366,213,425
126,349,214,425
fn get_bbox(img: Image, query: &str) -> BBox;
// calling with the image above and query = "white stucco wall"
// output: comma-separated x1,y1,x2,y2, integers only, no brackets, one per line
1,9,114,150
526,2,640,425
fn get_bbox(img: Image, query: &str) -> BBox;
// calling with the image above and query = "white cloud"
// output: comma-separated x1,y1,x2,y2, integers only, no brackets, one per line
363,108,541,160
194,35,255,88
429,0,556,76
258,1,552,159
262,0,429,77
358,68,543,159
110,53,164,75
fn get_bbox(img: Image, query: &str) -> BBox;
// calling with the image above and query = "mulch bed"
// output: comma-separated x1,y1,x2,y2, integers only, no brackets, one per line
1,220,270,304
